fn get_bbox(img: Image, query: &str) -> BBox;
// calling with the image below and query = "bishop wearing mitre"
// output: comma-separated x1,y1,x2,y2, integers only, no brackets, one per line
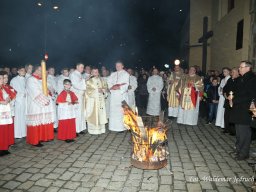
26,65,54,147
85,68,107,134
107,61,130,132
176,66,204,126
167,65,183,118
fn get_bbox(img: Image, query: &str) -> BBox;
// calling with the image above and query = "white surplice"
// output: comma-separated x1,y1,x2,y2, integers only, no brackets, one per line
10,76,26,138
127,75,138,108
215,75,230,128
146,75,163,116
26,76,54,126
70,70,87,133
56,75,69,94
107,70,129,132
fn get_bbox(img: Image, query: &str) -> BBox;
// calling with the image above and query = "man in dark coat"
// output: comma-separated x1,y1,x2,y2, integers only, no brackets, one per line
229,61,256,160
222,68,239,135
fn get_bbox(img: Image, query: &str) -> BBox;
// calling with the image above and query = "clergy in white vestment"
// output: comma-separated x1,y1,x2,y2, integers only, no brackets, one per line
127,68,138,109
167,65,184,117
57,68,70,94
25,64,33,79
47,67,58,129
146,68,164,116
26,65,54,146
215,68,231,128
10,67,27,138
102,69,110,118
85,68,107,134
70,63,87,134
176,66,204,126
107,61,129,132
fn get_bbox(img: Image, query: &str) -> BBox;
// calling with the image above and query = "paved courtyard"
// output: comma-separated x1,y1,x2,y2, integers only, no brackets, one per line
0,119,255,192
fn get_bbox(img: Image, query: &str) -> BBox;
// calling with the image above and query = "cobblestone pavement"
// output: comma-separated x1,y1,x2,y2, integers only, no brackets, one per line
0,119,255,192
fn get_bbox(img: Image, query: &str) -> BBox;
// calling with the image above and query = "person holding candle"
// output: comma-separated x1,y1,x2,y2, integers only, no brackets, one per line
56,79,78,142
25,65,54,147
228,61,256,160
0,71,14,156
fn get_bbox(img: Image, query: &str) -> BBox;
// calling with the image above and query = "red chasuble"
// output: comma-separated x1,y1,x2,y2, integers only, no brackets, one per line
56,90,78,140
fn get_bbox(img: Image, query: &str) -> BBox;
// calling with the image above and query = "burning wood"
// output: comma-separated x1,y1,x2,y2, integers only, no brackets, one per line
122,101,169,168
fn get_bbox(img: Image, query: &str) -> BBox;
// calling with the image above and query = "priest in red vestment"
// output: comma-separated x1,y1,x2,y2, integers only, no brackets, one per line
56,79,78,142
26,65,55,147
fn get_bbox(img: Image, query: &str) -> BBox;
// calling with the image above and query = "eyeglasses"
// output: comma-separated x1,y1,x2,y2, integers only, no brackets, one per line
239,66,249,69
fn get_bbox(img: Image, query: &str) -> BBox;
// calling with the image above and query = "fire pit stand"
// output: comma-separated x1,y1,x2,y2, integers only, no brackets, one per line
129,116,169,170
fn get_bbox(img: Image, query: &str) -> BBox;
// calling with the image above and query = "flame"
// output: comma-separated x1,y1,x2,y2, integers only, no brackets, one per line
123,102,168,162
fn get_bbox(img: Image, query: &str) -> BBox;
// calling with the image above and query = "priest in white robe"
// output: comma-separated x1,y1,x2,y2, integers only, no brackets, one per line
70,63,87,134
215,68,231,129
57,68,70,94
146,68,164,116
176,66,204,126
47,67,58,130
107,61,129,132
10,67,26,138
127,68,138,109
85,68,107,134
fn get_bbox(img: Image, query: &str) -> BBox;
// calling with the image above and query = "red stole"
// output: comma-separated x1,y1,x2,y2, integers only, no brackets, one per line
188,83,197,108
57,90,78,104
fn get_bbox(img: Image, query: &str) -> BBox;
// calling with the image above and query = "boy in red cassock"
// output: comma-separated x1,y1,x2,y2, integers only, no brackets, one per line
3,71,16,146
0,71,14,156
56,79,78,142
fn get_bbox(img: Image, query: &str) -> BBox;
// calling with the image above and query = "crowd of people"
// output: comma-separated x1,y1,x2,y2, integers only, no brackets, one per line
0,60,256,161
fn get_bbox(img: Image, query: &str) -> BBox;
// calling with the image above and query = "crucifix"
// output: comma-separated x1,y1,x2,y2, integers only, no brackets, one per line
198,16,213,74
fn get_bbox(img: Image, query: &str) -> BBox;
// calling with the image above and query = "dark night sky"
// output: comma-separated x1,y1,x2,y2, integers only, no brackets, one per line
0,0,189,71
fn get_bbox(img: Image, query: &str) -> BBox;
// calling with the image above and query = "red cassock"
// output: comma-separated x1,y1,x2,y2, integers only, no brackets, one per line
3,85,16,146
26,74,54,145
56,90,78,140
0,87,14,150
